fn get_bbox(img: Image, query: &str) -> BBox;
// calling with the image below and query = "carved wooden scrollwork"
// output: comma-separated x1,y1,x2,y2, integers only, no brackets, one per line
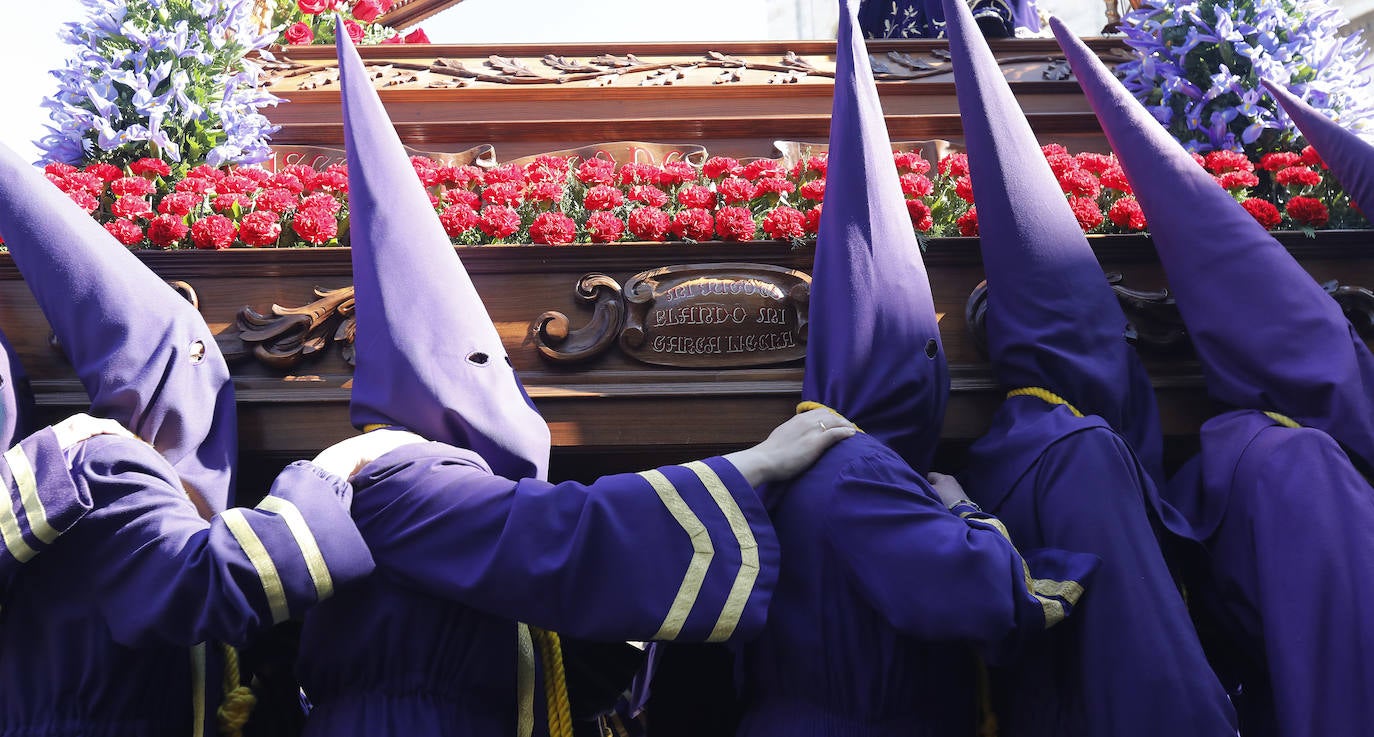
965,274,1374,359
233,286,356,370
529,274,626,364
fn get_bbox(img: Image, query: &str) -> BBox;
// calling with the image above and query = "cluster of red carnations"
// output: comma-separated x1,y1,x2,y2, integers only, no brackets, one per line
32,143,1355,251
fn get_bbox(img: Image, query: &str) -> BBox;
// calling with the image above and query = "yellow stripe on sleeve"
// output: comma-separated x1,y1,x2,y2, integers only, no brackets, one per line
683,461,760,643
256,496,334,602
0,466,36,563
4,446,56,545
221,509,290,624
639,469,714,640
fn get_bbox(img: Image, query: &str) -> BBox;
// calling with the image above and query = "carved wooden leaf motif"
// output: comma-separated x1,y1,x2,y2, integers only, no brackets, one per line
781,51,816,72
1042,60,1073,81
486,55,542,78
590,54,645,68
233,286,356,370
706,50,748,68
542,55,606,73
887,51,938,71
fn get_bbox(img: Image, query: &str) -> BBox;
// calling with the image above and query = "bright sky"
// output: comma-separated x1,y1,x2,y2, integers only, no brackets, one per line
0,0,1109,163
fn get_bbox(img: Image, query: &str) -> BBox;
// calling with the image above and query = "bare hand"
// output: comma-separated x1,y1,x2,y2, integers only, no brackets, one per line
724,408,857,488
50,413,139,450
311,428,428,481
927,472,969,509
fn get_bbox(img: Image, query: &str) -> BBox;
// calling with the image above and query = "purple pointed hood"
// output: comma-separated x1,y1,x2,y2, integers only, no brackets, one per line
943,0,1161,468
0,143,236,511
336,24,550,481
1263,79,1374,217
1053,18,1374,467
803,0,948,471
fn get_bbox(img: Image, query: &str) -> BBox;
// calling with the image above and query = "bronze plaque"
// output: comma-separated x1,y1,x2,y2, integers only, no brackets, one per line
620,263,809,368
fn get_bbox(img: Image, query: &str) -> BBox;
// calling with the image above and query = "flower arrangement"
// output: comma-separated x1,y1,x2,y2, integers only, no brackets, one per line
40,0,281,174
1117,0,1374,156
31,143,1364,250
268,0,429,45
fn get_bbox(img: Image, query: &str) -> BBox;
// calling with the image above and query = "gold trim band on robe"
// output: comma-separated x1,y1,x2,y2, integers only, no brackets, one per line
257,496,334,602
222,509,291,624
684,461,761,642
640,468,715,641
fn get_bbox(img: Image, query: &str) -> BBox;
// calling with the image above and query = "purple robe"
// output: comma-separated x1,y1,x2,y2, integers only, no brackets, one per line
0,432,373,737
959,402,1236,736
734,433,1096,737
297,443,778,736
1165,410,1374,737
858,0,1040,38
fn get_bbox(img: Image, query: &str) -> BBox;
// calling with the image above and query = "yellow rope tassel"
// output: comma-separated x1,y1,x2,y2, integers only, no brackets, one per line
217,644,256,737
531,628,574,737
975,656,999,737
1006,387,1083,418
795,401,864,432
1263,411,1302,429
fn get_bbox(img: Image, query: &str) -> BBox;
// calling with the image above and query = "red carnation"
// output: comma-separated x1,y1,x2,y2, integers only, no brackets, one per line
478,205,522,239
717,177,756,205
440,165,481,188
239,211,283,247
237,166,273,184
482,182,523,207
1041,143,1069,157
218,174,257,195
485,163,523,184
1285,196,1329,227
411,157,442,187
1241,198,1282,229
1217,170,1259,190
957,206,979,237
1202,150,1253,174
299,192,341,215
65,189,99,213
438,204,479,237
403,27,429,43
617,163,662,187
213,193,251,213
576,158,616,186
525,181,564,204
677,184,716,210
628,185,669,208
44,162,77,178
265,172,305,194
583,185,625,211
284,21,313,44
906,199,933,231
85,163,124,183
1068,196,1103,231
714,206,757,241
129,158,171,177
740,159,782,181
754,177,795,198
188,165,225,182
1045,153,1079,179
939,152,970,177
1075,152,1114,174
893,151,930,175
174,177,215,195
660,161,696,187
352,0,385,22
899,173,934,198
1100,166,1132,194
103,219,144,246
627,207,670,241
804,205,823,234
297,0,328,14
1300,145,1326,169
523,155,571,183
157,192,202,216
191,215,237,250
803,155,829,176
1274,166,1321,188
762,206,806,240
1107,196,1147,231
1058,168,1102,198
703,156,741,179
64,172,104,195
1259,151,1303,171
799,179,826,201
147,213,189,247
253,188,299,214
586,212,625,243
529,212,577,245
291,208,338,245
671,208,715,241
111,196,153,219
444,188,481,209
955,175,975,203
